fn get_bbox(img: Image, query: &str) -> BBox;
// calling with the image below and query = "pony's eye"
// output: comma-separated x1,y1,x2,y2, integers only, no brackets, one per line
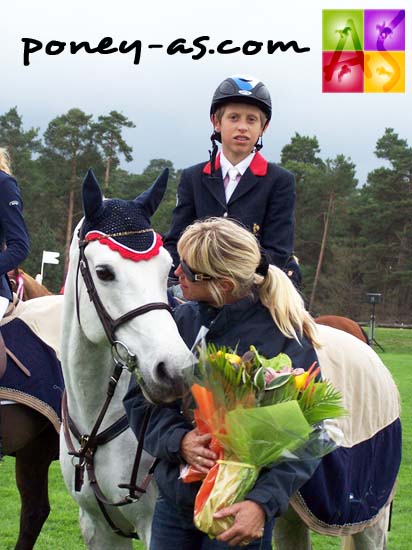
95,266,115,281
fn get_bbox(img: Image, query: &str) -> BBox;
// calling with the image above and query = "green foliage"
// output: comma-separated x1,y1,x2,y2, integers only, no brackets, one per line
349,129,412,320
0,107,41,180
298,380,346,425
93,110,136,187
280,129,411,321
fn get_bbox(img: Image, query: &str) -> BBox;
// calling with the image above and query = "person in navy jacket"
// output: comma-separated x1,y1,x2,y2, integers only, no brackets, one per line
0,148,30,319
124,218,321,550
164,75,301,289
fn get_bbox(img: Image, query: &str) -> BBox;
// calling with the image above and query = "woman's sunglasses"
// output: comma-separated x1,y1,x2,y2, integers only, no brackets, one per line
180,259,212,282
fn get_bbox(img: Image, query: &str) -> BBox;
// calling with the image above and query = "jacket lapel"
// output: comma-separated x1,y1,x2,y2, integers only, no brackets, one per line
201,151,268,208
227,152,268,205
227,169,258,205
202,154,227,208
201,171,227,208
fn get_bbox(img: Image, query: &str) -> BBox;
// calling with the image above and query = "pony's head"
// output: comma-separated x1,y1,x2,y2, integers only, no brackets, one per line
7,268,52,300
67,169,192,403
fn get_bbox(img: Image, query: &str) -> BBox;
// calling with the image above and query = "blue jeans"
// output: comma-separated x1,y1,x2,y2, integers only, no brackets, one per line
149,495,274,550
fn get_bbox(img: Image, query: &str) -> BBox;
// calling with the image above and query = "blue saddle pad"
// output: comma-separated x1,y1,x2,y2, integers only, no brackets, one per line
0,318,64,431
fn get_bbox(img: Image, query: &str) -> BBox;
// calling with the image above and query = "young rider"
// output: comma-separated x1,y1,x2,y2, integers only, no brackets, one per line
164,75,301,289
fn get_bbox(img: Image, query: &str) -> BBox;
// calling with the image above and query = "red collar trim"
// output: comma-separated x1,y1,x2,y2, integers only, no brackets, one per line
202,151,268,176
85,230,163,262
203,152,221,174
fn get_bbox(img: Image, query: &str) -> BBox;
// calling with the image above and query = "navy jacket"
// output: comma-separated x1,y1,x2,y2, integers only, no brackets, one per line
124,293,320,520
0,171,30,300
164,152,296,274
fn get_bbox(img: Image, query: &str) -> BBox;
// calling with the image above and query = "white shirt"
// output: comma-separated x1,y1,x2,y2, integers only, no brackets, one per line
220,151,255,202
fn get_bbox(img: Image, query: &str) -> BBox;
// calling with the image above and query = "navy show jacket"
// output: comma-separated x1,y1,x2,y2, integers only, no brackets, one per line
0,170,30,300
164,152,296,272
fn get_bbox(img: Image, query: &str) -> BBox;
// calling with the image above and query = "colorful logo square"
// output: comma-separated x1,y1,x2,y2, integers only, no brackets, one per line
322,9,405,93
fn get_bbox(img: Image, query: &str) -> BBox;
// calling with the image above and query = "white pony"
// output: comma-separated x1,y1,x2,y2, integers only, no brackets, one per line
60,169,192,549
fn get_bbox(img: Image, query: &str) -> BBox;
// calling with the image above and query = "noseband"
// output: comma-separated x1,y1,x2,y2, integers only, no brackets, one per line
76,234,172,349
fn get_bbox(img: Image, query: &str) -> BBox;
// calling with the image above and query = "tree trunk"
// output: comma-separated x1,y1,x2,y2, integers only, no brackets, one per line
104,156,111,188
309,194,334,313
104,136,114,188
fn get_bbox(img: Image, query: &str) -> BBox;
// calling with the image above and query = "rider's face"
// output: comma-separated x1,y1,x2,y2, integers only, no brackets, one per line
175,262,214,304
213,103,267,165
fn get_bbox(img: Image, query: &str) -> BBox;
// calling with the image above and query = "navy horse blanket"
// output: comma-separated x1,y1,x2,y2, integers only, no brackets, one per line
0,295,64,433
291,325,401,535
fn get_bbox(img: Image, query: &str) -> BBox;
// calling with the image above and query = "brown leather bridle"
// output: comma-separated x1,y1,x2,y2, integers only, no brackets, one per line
62,231,172,539
76,233,172,346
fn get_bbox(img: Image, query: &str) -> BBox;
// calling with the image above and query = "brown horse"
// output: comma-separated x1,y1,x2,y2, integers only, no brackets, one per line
315,315,369,344
1,405,60,549
7,268,52,301
1,295,62,549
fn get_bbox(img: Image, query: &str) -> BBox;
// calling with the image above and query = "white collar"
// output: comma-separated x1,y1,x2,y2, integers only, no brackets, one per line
220,151,255,179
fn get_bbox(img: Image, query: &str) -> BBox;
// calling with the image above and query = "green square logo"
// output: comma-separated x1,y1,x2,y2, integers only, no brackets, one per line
322,10,364,51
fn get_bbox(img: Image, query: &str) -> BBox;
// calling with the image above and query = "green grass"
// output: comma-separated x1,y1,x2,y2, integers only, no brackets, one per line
0,328,410,549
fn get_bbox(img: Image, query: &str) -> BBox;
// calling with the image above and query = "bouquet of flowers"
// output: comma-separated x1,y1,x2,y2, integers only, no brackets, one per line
182,344,346,537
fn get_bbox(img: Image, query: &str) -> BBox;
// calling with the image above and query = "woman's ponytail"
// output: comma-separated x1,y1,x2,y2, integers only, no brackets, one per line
257,266,321,348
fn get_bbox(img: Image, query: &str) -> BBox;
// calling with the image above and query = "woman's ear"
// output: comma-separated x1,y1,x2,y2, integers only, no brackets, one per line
218,278,235,293
262,121,269,135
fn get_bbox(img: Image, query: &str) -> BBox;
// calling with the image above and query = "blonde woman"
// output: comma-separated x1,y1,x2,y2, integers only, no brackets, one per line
0,148,30,319
125,217,320,550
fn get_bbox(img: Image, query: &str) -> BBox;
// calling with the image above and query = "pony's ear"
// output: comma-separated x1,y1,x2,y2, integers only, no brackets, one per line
134,168,168,218
82,169,104,221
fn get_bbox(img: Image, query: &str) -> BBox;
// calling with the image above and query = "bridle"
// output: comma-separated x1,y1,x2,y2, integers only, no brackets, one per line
15,271,24,301
76,230,172,347
62,229,172,539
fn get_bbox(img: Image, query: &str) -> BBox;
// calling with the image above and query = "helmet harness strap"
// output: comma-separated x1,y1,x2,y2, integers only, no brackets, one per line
209,132,219,177
255,135,263,152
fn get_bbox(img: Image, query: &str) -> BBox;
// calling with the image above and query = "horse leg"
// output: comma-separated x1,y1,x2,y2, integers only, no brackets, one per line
273,505,312,550
1,404,47,455
14,421,59,550
341,504,390,550
78,506,134,550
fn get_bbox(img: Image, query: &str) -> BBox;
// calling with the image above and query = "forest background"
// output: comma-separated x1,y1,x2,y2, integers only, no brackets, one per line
2,106,411,323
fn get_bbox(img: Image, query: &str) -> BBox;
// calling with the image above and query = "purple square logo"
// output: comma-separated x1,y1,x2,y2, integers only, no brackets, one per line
364,9,405,51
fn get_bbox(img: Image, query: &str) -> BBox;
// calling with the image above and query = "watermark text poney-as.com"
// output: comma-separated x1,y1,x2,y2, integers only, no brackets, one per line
21,35,310,66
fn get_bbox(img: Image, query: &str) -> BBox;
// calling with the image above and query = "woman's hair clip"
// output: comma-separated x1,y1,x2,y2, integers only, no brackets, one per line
256,252,269,277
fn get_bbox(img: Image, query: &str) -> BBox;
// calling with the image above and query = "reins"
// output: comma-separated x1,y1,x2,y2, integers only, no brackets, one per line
63,231,170,539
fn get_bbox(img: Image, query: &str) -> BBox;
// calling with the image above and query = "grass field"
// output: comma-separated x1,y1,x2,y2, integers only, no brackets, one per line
0,328,410,549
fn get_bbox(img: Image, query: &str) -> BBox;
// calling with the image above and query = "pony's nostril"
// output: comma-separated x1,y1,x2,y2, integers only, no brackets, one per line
155,362,168,381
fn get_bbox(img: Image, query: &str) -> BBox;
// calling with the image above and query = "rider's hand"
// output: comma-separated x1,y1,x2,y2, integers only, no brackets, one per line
214,500,266,547
180,428,217,474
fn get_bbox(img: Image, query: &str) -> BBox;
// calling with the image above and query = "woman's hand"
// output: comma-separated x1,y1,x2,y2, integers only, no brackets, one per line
214,500,265,547
180,428,217,474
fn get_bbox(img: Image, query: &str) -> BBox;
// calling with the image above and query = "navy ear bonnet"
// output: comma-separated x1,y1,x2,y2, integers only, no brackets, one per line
80,168,168,261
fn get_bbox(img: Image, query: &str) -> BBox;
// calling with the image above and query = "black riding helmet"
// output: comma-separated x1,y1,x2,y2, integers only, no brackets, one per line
209,76,271,169
210,75,272,122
